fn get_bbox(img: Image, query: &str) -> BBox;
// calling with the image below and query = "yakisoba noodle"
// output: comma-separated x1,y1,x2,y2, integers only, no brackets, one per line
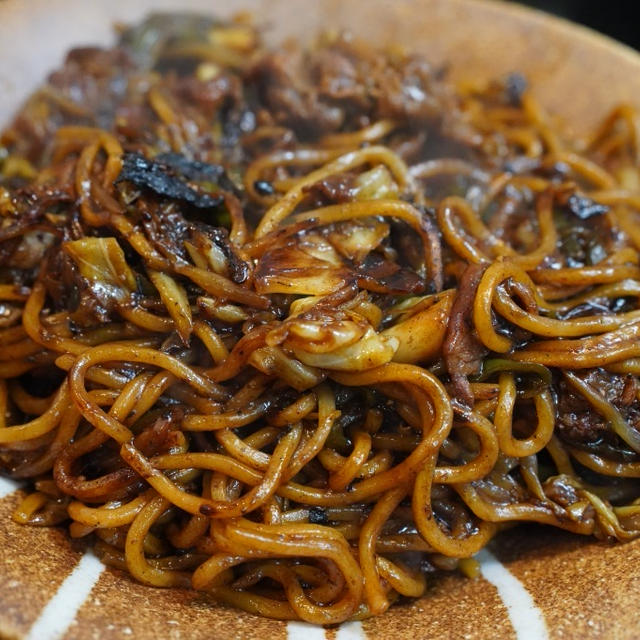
2,13,640,623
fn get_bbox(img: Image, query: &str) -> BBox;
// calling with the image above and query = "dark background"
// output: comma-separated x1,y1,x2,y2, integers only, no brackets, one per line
518,1,638,50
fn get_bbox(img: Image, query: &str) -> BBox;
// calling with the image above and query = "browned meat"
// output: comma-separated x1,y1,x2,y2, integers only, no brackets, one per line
355,252,425,294
302,173,357,205
173,72,243,118
250,36,454,137
250,48,343,135
443,263,488,405
620,375,638,406
557,369,640,445
556,389,609,445
42,249,117,325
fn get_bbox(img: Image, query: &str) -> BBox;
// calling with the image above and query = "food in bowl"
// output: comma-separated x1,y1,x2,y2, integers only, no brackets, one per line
2,12,640,624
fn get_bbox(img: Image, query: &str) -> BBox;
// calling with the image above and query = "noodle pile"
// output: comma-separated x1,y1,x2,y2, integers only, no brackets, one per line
3,13,640,623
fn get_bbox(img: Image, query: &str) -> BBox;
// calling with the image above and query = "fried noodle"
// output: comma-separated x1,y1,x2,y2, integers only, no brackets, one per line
2,13,640,623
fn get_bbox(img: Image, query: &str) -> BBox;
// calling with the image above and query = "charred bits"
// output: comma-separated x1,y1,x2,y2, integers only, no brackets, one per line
115,152,225,209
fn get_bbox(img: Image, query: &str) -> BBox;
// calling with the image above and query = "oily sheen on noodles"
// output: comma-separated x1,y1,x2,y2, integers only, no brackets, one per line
2,13,640,624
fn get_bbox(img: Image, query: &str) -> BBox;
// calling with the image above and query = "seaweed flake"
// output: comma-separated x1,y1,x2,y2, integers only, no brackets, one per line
116,152,225,209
